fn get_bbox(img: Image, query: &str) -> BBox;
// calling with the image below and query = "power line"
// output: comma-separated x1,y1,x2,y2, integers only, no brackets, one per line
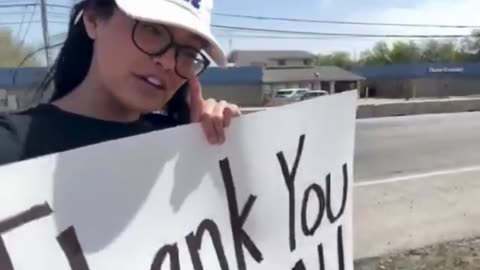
0,1,33,4
212,25,472,38
0,3,36,8
46,3,70,9
15,6,29,40
0,11,36,15
0,20,66,25
3,3,477,30
19,0,37,47
13,42,64,83
216,34,339,40
213,12,480,29
48,12,68,18
214,34,467,45
214,34,453,41
0,3,69,8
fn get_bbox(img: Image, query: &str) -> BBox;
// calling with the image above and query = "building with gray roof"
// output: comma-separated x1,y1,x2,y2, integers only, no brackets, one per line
227,50,316,68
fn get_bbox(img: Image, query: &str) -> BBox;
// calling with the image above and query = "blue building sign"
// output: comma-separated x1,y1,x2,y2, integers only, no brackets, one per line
427,66,464,73
353,63,480,79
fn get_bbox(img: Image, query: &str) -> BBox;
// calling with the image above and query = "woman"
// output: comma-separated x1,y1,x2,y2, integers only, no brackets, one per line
0,0,241,166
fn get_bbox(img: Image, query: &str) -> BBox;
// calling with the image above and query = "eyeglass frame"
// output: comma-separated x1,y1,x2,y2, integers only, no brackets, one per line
130,20,211,80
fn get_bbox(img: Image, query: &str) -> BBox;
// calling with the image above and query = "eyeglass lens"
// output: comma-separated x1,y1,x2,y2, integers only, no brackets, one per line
133,21,208,79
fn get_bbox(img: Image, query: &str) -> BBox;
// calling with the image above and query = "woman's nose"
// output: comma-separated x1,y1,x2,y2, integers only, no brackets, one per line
152,48,176,70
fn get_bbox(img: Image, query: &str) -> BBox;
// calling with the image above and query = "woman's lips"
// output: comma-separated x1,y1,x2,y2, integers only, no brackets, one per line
134,74,167,91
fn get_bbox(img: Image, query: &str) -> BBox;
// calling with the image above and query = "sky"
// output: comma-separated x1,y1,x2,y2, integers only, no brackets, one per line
212,0,480,57
1,0,480,64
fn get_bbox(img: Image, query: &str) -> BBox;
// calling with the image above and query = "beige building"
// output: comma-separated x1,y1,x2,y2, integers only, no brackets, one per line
201,50,364,106
227,50,315,68
262,66,364,94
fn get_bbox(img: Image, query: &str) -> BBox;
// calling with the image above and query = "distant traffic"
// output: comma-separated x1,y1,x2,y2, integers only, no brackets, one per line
266,88,329,106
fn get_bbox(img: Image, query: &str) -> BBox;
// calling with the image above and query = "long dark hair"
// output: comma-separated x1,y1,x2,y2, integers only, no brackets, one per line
37,0,191,124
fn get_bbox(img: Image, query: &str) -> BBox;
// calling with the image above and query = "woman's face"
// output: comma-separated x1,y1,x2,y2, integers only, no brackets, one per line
84,8,207,113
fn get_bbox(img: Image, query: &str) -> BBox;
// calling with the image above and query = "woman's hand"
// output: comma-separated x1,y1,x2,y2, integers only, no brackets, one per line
188,78,242,145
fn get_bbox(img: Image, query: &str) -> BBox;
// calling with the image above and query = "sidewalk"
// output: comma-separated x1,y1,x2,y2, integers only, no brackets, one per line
353,169,480,260
355,237,480,270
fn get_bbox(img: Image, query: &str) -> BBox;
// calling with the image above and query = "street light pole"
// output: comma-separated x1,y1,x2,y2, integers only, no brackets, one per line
39,0,51,66
314,72,320,90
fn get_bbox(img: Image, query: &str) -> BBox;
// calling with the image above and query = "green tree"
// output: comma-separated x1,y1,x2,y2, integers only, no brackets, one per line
315,51,354,70
318,30,480,67
420,40,457,63
359,41,392,65
458,30,480,61
389,41,421,63
0,28,41,67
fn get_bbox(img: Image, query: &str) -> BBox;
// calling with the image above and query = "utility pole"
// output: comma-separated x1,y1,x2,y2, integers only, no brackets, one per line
39,0,50,66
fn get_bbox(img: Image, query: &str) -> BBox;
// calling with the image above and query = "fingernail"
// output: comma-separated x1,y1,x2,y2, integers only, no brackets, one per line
208,136,217,144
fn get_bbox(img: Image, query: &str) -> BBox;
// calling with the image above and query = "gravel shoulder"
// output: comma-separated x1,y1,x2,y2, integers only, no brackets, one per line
354,238,480,270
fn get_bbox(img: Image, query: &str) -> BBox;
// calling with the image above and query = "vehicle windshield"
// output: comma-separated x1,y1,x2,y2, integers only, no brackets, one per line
275,90,293,97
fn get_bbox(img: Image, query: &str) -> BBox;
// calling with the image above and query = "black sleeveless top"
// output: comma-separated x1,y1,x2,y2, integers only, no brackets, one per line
0,104,178,166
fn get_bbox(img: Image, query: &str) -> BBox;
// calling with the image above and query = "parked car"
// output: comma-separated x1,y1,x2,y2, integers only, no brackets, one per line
268,88,310,106
300,90,329,101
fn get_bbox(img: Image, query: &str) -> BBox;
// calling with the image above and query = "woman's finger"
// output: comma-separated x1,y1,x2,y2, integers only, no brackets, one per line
200,99,217,144
212,100,228,144
222,103,238,127
188,78,204,123
223,106,233,128
230,104,241,116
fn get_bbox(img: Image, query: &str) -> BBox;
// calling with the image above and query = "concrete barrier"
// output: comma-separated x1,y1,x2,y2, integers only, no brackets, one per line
374,102,416,117
365,98,480,118
413,100,450,115
449,99,480,113
356,104,375,118
241,98,480,118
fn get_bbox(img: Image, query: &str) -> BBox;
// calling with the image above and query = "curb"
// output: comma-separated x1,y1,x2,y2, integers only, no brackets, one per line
242,99,480,118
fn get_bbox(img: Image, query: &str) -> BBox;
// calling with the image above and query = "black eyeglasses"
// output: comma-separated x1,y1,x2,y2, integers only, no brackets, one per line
131,20,210,79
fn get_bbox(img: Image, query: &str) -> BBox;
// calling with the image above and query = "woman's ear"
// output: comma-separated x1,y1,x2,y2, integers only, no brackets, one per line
82,10,99,40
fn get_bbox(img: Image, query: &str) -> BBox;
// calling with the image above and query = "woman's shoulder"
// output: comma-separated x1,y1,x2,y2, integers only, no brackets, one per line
0,105,47,137
0,109,37,166
0,104,58,165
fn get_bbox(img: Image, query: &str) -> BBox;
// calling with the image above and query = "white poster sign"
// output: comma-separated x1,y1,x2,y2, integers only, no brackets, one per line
0,91,357,270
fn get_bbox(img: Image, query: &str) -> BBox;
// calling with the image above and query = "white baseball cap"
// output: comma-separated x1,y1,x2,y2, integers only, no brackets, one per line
76,0,227,66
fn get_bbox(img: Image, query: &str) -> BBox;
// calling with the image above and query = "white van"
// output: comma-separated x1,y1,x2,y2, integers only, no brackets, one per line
268,88,310,106
300,90,329,101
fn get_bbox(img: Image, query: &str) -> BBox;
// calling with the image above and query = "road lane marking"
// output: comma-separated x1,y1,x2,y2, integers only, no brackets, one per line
354,165,480,187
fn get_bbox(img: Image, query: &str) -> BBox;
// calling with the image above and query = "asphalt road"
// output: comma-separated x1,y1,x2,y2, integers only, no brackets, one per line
354,112,480,182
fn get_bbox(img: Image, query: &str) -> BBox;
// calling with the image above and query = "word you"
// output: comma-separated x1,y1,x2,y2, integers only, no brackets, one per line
182,0,202,9
0,134,349,270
